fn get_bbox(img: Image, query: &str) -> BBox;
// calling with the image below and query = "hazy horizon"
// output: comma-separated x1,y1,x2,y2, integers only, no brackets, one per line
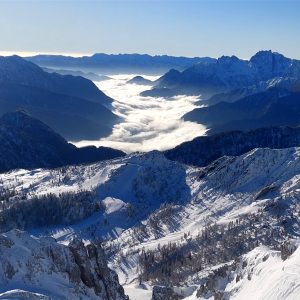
0,49,298,61
1,0,300,59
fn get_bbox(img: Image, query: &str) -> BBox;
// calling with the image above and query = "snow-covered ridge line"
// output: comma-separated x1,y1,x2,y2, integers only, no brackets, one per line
0,147,299,299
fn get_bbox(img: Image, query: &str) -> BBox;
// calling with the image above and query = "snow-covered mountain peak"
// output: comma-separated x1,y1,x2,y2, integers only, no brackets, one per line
249,50,294,80
249,49,287,63
198,147,300,194
0,55,47,84
96,150,190,208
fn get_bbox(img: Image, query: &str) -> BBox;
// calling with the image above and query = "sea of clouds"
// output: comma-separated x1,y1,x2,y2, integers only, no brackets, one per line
73,74,206,153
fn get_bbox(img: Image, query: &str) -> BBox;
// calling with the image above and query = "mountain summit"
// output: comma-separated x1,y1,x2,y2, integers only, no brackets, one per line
0,55,119,140
147,50,300,98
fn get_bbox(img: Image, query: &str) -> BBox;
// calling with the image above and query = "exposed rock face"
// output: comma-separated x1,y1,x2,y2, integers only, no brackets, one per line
280,240,298,260
249,50,295,81
149,50,300,98
152,286,183,300
69,239,129,300
0,230,128,300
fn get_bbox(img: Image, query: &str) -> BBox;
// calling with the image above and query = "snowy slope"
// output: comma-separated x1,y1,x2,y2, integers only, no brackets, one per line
229,245,300,300
153,50,300,98
0,229,128,300
0,151,190,241
0,147,299,299
184,242,300,300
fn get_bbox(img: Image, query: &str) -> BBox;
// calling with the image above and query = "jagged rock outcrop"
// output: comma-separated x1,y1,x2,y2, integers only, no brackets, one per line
0,229,128,300
146,50,300,98
152,286,183,300
69,239,128,300
280,240,298,260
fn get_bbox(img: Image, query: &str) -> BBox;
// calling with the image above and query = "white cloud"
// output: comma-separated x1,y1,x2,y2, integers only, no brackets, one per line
73,74,207,153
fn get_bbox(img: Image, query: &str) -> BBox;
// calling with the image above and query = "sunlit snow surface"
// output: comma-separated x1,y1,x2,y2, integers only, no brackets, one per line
73,74,206,153
1,148,300,299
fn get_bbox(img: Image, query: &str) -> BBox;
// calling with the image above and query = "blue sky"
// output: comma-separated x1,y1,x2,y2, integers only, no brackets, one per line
0,0,299,59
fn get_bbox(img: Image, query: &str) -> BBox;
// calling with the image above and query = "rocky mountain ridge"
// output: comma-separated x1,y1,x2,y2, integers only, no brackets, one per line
0,147,299,299
0,229,128,300
0,55,119,140
26,53,215,75
164,125,300,166
0,110,125,173
145,50,300,99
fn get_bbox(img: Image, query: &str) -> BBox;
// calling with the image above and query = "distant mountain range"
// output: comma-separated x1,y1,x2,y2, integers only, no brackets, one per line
1,50,300,300
144,50,300,99
42,66,111,81
0,55,119,140
138,50,300,135
0,111,125,172
164,125,300,166
26,53,215,75
184,88,300,134
201,76,300,106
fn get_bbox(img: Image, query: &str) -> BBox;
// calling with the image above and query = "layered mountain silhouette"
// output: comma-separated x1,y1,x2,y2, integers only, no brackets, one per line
0,55,119,140
200,77,300,106
164,125,300,167
42,67,110,81
184,88,300,134
26,53,215,74
0,111,125,172
144,50,300,99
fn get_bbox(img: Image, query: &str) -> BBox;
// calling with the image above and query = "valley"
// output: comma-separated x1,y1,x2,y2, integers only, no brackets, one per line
0,49,300,300
73,74,207,153
1,0,300,298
